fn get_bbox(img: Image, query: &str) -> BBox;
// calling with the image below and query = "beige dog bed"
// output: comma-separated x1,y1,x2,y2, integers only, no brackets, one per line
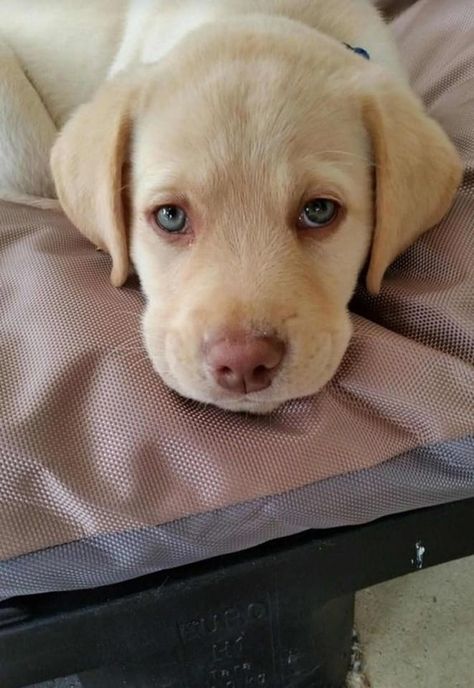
0,0,473,600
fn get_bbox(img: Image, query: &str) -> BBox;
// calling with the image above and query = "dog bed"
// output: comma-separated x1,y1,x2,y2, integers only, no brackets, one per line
0,0,473,601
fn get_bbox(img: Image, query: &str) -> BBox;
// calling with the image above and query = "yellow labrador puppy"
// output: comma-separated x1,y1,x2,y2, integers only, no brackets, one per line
0,0,462,413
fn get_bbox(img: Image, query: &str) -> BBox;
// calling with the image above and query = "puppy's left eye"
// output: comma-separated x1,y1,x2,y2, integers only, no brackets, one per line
153,205,188,233
298,199,339,229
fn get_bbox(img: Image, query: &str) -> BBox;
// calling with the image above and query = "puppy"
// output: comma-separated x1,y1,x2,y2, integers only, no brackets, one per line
0,1,462,413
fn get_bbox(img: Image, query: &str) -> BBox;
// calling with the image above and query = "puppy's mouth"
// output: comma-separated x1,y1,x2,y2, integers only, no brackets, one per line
157,361,288,413
176,381,290,414
210,396,287,415
154,329,341,414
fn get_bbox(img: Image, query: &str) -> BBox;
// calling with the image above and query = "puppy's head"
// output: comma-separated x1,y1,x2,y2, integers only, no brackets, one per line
51,18,462,413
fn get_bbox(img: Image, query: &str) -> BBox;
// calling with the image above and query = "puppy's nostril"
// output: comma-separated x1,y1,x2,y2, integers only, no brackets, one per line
253,364,269,379
219,366,233,376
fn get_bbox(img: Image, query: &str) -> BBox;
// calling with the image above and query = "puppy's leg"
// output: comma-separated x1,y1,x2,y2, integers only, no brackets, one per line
0,40,59,208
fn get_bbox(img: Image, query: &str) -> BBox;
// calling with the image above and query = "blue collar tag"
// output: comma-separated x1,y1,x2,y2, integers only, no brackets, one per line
344,43,370,60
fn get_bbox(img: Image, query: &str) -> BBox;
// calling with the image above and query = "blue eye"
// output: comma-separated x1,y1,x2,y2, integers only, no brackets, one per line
154,205,187,233
298,199,339,229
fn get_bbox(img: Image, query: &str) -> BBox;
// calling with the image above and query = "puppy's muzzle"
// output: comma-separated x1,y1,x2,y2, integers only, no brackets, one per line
205,332,285,395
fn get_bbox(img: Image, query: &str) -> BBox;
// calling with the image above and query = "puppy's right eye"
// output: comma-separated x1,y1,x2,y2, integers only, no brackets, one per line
298,199,339,229
153,205,188,233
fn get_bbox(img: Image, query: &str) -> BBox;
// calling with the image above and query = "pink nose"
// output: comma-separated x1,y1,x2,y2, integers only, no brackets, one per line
206,334,285,394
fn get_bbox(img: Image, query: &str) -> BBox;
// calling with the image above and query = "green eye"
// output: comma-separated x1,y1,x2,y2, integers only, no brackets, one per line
154,205,187,233
299,199,339,229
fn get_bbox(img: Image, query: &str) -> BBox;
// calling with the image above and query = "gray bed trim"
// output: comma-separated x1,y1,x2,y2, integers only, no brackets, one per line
1,436,473,601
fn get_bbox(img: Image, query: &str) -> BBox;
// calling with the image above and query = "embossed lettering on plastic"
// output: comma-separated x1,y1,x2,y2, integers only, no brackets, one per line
179,602,267,644
208,663,267,687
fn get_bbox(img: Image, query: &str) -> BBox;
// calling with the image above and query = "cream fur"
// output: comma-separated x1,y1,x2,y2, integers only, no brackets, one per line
0,1,462,412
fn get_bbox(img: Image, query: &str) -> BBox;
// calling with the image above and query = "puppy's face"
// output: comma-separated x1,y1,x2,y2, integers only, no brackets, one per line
132,44,372,412
51,20,462,413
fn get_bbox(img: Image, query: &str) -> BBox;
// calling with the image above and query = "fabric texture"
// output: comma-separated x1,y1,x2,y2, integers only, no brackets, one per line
0,0,473,600
0,437,472,601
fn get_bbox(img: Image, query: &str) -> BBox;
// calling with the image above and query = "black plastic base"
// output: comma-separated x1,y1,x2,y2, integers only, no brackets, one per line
2,498,474,688
78,594,354,688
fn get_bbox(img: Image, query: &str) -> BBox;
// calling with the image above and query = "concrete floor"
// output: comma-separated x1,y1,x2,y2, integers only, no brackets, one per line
353,555,474,688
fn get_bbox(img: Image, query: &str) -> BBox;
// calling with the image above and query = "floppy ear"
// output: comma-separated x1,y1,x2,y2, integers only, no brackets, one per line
51,75,137,287
363,76,463,294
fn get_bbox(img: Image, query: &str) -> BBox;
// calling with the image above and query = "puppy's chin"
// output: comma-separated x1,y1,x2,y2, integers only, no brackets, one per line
186,392,285,415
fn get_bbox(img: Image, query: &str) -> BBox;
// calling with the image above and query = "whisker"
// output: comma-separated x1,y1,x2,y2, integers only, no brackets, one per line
127,356,153,374
108,347,144,357
112,333,143,343
108,338,145,354
317,149,369,158
106,309,143,318
112,332,142,341
315,149,378,168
